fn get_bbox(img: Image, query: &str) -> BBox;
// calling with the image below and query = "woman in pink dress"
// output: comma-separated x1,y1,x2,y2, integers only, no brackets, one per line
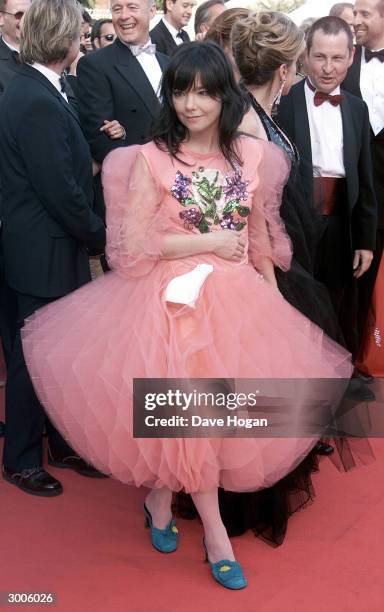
22,42,353,590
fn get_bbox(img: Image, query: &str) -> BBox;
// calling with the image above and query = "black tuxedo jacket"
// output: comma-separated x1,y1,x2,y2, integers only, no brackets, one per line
0,37,21,96
343,45,384,229
76,39,168,163
0,38,23,217
278,80,377,252
0,65,105,298
150,19,189,56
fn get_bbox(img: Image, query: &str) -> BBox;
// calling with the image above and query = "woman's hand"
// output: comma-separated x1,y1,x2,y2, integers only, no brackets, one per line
68,51,84,76
100,120,126,140
211,230,246,261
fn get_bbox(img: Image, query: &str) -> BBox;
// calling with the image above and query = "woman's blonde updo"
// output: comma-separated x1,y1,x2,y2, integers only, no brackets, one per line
232,11,305,87
205,7,251,49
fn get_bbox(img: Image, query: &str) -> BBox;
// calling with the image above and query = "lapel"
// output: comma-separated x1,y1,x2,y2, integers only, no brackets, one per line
156,51,169,72
114,39,160,117
343,45,362,98
158,19,177,49
21,64,80,126
292,81,312,161
293,81,313,183
340,93,357,210
0,37,20,72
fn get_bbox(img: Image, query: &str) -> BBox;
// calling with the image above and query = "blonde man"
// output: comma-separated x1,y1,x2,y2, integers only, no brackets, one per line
0,0,106,496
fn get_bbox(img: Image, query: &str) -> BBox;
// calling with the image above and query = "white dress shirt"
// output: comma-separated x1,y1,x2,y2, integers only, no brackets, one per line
1,35,19,53
162,17,184,46
305,80,346,178
29,63,68,102
360,47,384,136
124,40,163,99
135,49,163,98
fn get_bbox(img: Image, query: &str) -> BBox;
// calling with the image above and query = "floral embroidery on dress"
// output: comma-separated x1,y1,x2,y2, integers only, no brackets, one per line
171,166,250,233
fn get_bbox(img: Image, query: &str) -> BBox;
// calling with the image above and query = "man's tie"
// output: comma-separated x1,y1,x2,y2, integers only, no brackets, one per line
176,30,188,42
12,50,20,64
59,74,69,94
314,91,344,107
365,47,384,63
306,79,344,107
129,42,156,57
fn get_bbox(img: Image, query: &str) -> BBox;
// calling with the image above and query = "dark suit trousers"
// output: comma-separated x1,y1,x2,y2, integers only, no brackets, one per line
315,215,359,358
3,290,73,470
0,243,17,368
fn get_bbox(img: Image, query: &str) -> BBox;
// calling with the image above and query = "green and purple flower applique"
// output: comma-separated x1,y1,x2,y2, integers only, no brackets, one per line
171,166,250,234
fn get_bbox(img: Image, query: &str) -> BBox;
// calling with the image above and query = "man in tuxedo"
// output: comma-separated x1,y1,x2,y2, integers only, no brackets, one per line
76,0,168,221
0,0,106,495
194,0,225,39
329,3,355,32
0,0,30,93
343,0,384,357
150,0,194,55
0,0,31,438
279,17,377,363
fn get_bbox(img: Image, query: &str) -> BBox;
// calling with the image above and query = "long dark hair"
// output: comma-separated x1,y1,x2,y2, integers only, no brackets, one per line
152,41,248,168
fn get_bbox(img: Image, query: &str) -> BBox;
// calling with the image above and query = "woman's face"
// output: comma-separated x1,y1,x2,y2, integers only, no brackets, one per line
172,77,222,137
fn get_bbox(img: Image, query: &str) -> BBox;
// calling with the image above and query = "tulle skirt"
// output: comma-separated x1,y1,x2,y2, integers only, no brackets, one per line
22,256,353,494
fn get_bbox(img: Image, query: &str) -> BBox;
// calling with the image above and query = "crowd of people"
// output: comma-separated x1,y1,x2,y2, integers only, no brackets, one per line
0,0,383,591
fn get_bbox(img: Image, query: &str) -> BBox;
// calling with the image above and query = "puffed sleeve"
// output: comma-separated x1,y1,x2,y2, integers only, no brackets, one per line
247,140,292,272
102,145,167,278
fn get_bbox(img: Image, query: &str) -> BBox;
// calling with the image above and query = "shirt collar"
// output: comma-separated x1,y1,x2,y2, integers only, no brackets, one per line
162,16,182,39
1,35,19,53
305,77,341,96
29,63,63,94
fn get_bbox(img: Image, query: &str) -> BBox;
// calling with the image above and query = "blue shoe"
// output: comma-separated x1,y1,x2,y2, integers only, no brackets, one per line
203,538,247,590
143,503,178,553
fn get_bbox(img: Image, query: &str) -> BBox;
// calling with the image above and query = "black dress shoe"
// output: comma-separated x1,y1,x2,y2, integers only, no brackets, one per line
347,378,376,402
353,368,374,384
314,441,334,456
48,454,108,478
3,466,63,497
0,421,5,437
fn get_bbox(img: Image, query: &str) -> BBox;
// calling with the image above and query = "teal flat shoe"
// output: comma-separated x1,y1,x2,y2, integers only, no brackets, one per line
143,503,178,553
203,538,247,590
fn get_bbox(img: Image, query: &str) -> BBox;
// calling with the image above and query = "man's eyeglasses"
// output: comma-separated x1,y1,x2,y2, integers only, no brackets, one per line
100,34,116,42
81,32,91,40
0,10,25,20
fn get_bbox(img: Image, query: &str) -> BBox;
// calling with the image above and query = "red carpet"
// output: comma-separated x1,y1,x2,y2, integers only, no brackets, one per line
1,382,384,611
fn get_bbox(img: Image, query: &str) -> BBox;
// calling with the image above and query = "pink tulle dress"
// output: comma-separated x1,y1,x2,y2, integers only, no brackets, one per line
22,137,352,493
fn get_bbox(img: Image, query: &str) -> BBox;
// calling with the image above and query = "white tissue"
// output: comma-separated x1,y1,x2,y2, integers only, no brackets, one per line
164,264,214,308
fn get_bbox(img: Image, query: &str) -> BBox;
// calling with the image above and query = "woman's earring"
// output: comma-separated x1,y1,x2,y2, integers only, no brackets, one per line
274,77,287,108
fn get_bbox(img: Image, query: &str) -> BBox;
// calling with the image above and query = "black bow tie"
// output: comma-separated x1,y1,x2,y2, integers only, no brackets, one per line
176,30,187,41
365,48,384,62
59,74,69,94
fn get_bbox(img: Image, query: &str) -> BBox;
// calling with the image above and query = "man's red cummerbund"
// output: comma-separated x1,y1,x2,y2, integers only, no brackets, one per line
313,177,346,215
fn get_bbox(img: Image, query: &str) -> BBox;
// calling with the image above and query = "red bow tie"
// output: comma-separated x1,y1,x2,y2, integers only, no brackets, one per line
314,91,344,107
307,79,343,107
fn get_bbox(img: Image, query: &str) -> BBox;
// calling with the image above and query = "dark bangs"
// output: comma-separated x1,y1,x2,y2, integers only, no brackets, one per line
152,41,248,168
167,46,227,99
